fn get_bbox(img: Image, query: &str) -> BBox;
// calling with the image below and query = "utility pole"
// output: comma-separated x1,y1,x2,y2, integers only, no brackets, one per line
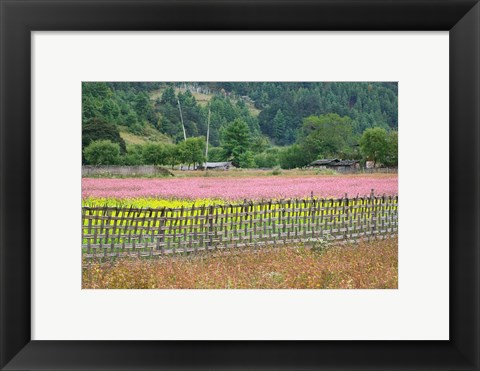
177,98,187,142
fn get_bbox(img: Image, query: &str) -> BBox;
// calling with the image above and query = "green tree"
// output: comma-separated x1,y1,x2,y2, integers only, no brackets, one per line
220,119,251,167
237,150,256,168
206,146,226,162
82,118,126,163
273,109,286,144
383,130,398,167
278,144,310,169
161,86,177,105
359,127,389,167
249,136,270,154
83,140,120,165
142,143,167,165
123,145,145,165
124,111,144,134
157,104,184,141
298,113,354,163
134,93,152,118
82,82,117,123
254,150,280,168
178,90,203,137
178,137,205,169
163,143,180,169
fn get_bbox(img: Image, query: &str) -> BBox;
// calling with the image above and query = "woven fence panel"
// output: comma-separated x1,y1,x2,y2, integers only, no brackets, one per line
82,195,398,259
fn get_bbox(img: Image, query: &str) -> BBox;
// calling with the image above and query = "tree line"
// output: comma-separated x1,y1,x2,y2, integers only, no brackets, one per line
82,82,398,169
83,114,397,169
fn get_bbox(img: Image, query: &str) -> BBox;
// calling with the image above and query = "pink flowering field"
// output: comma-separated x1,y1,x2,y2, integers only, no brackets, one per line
82,175,397,201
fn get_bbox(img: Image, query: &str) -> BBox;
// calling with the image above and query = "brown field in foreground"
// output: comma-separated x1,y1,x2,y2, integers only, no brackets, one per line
82,237,398,289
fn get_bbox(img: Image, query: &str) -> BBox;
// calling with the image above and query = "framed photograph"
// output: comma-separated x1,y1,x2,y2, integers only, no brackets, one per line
1,0,479,370
80,79,399,292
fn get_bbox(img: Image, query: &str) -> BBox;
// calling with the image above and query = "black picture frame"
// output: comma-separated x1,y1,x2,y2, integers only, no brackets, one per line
1,1,479,370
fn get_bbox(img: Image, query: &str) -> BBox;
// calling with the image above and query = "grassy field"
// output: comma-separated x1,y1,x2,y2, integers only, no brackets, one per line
118,124,173,146
170,168,398,178
80,168,397,180
82,237,398,289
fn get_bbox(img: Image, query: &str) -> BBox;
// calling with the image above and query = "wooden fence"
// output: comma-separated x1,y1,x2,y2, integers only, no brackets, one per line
82,195,398,259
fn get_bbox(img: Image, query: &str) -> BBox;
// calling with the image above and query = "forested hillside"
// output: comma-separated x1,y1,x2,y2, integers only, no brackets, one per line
82,82,398,168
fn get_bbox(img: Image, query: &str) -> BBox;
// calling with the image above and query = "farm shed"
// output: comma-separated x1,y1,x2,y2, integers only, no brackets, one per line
309,159,360,172
309,159,340,169
326,160,360,172
199,161,234,170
